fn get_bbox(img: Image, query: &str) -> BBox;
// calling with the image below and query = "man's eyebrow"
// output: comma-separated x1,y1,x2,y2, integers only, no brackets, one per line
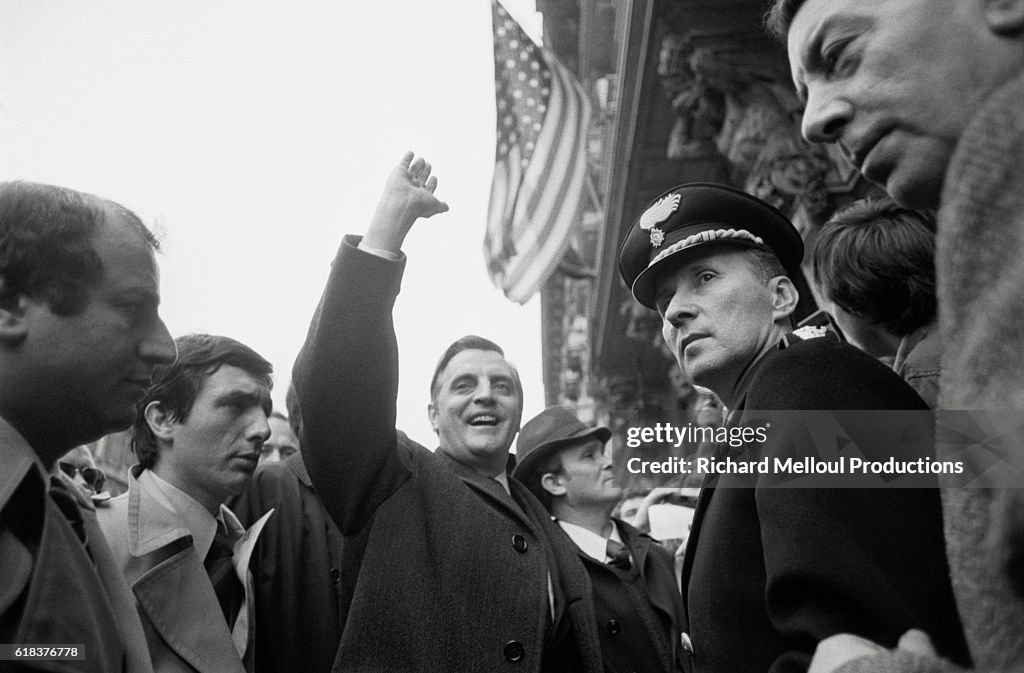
218,388,269,408
796,13,871,92
793,22,826,106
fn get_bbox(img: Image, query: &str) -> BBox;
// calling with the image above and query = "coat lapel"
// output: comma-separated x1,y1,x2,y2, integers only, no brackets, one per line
127,472,247,673
617,519,650,569
679,473,716,610
132,547,247,673
617,520,682,623
80,507,155,673
438,451,538,532
534,507,603,673
680,399,746,609
228,508,273,663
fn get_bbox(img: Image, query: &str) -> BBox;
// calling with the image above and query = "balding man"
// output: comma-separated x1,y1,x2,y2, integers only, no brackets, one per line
0,182,176,673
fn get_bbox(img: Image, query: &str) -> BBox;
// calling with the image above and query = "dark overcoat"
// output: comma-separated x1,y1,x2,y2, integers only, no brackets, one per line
569,519,686,673
235,453,346,673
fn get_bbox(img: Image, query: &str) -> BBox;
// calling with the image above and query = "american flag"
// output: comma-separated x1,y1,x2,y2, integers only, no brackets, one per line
485,0,593,304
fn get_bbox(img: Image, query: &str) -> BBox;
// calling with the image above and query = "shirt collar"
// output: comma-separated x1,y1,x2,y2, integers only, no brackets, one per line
142,469,221,559
557,519,623,562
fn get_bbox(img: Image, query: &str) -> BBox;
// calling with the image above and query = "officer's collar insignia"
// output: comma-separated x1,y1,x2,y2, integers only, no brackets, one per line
639,193,681,248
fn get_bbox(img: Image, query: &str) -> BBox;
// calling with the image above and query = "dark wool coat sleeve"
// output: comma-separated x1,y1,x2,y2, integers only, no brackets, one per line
293,235,412,535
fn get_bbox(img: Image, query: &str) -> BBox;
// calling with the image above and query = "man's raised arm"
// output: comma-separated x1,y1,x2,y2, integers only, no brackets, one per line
294,152,448,533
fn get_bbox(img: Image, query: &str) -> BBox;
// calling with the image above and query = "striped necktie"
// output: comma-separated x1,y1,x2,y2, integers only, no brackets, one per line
204,524,244,628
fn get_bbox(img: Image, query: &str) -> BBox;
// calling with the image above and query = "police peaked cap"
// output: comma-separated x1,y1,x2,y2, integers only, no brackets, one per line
618,183,804,309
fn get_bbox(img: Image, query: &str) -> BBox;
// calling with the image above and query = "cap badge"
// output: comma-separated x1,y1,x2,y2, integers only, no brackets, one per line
792,325,829,340
639,193,681,248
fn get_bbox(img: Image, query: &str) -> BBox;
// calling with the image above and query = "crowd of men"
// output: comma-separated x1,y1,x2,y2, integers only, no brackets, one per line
1,0,1023,671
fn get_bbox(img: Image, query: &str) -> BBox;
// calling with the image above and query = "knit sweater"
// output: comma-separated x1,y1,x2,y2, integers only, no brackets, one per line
837,70,1024,673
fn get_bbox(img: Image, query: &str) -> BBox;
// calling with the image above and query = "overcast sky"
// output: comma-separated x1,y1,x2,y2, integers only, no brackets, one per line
0,0,548,447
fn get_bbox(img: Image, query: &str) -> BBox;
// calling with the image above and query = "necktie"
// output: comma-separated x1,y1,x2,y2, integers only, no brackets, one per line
49,477,88,546
606,538,632,570
204,525,244,628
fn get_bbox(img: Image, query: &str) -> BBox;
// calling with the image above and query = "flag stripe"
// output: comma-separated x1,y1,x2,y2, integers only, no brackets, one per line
504,56,591,297
506,120,590,295
485,0,593,303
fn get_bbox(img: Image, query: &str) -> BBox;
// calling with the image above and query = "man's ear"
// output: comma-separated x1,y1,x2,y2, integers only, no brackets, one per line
0,278,30,345
143,401,177,442
540,472,567,498
769,276,799,323
985,0,1024,35
427,402,440,435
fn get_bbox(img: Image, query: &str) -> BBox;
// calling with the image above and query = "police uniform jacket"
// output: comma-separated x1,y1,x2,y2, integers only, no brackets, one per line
292,236,603,673
679,335,970,673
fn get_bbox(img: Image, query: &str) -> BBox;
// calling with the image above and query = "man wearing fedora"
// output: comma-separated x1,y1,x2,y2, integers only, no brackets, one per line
514,406,686,673
617,183,969,673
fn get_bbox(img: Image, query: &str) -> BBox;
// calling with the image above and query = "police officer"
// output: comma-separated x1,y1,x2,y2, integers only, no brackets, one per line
617,183,969,673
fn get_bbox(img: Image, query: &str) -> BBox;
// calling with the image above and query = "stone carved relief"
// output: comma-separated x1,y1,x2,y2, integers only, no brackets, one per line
621,297,663,347
657,35,726,159
657,33,857,218
559,314,589,403
619,298,685,408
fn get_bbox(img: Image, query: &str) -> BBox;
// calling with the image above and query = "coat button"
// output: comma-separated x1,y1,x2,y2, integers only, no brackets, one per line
511,534,528,553
503,640,525,662
680,632,694,655
329,568,341,584
607,619,621,636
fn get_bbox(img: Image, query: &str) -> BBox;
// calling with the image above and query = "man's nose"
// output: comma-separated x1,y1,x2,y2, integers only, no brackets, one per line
250,412,272,443
473,382,496,404
664,292,697,328
801,90,853,145
139,316,177,366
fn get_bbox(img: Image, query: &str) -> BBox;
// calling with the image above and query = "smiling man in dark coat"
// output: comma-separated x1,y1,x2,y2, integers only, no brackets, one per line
618,183,969,673
292,152,602,673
